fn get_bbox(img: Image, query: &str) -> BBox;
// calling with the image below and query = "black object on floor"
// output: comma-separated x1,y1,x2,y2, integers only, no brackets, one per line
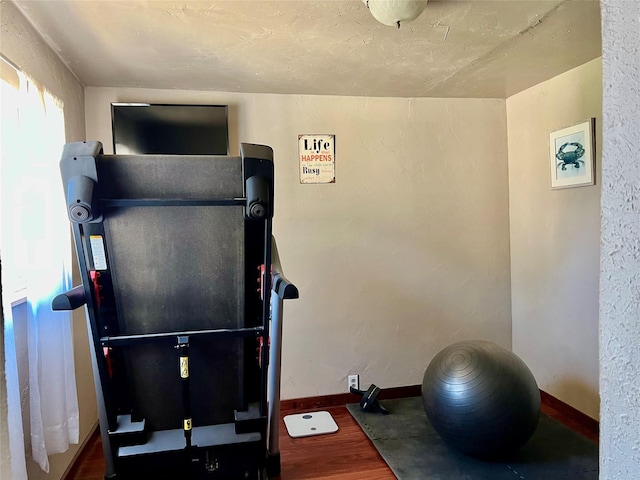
350,384,390,414
347,396,598,480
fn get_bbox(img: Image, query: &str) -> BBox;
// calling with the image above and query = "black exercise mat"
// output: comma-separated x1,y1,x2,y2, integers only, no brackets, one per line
347,396,598,480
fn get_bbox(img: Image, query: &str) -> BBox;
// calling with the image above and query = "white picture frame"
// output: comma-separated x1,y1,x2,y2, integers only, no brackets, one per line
549,119,595,189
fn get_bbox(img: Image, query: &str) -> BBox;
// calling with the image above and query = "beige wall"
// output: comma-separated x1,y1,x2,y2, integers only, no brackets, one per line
507,58,602,420
86,87,512,399
0,2,96,479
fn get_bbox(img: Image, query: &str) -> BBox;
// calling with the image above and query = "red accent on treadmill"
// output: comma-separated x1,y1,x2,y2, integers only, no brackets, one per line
256,336,270,368
257,337,264,367
258,264,274,301
90,270,103,307
258,265,265,301
103,347,113,378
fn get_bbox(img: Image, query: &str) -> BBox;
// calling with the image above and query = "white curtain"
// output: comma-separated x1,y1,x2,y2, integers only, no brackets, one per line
1,66,79,474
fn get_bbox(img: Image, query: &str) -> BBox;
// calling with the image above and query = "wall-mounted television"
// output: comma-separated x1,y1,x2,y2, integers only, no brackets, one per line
111,103,229,155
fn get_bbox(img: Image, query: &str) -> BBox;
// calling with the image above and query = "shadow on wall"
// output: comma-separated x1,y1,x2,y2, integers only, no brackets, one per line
551,378,600,421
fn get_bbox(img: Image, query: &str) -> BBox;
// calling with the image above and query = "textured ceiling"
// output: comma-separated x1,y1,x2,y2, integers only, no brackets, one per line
13,0,601,98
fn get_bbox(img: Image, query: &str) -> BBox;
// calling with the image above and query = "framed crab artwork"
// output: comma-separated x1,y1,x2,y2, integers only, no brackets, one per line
549,118,596,189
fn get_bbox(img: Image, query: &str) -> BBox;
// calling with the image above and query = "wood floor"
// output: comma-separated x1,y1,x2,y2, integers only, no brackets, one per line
66,405,394,480
66,394,598,480
277,406,395,480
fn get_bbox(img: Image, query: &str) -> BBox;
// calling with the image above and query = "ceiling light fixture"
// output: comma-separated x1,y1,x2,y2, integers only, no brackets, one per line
363,0,428,29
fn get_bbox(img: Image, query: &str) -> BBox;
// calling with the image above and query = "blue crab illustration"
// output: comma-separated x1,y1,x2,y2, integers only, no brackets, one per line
556,141,585,170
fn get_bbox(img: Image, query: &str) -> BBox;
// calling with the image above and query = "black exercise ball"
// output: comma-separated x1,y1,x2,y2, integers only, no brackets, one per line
421,340,540,458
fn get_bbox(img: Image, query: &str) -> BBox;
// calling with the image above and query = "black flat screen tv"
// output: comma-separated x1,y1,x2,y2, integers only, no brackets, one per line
111,103,229,155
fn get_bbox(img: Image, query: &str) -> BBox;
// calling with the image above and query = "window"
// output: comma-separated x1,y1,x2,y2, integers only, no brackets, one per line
1,55,78,476
1,56,67,303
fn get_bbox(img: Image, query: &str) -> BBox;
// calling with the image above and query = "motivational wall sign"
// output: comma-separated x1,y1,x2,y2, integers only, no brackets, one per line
298,134,335,184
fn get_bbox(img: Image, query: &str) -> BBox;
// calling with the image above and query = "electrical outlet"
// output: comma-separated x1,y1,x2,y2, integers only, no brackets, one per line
348,374,359,392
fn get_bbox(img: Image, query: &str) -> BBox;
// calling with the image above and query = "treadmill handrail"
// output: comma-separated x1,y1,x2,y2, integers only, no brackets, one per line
52,285,86,311
271,237,299,300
